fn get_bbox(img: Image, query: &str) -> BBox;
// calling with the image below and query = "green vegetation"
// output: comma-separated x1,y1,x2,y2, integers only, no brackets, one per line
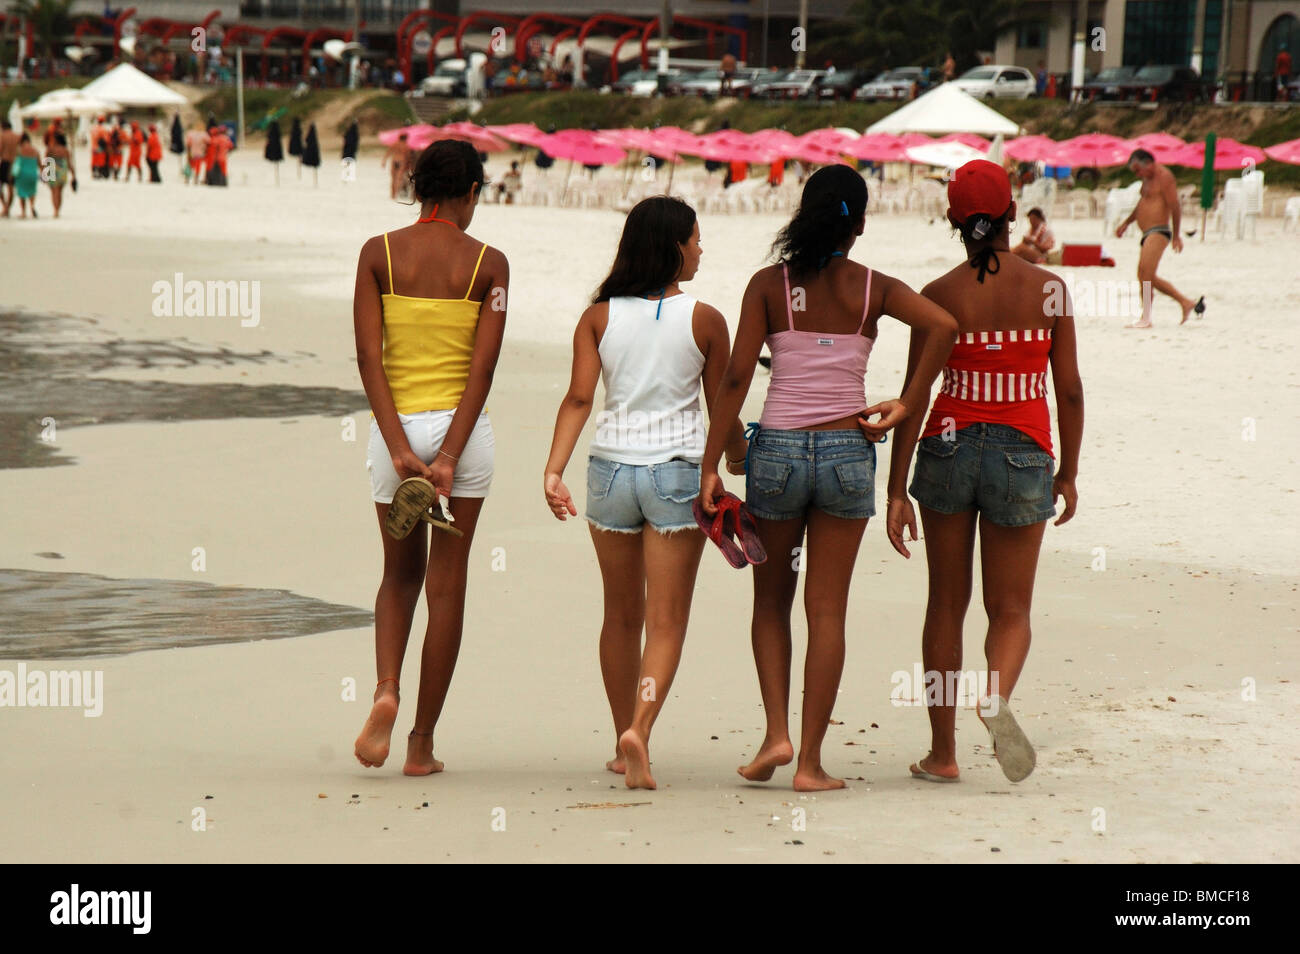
0,77,90,118
194,88,338,127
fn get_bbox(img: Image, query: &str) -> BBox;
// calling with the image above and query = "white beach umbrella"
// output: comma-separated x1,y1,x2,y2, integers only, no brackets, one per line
904,140,986,168
20,89,124,118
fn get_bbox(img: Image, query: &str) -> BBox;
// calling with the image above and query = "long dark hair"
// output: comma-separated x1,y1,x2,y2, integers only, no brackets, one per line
593,196,697,303
771,164,868,274
410,139,484,204
953,206,1013,283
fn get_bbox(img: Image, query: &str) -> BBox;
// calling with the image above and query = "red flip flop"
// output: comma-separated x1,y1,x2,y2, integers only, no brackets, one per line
731,499,768,565
692,495,747,569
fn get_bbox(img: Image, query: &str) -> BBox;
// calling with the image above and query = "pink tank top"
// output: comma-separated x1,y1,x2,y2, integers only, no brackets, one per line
759,264,875,430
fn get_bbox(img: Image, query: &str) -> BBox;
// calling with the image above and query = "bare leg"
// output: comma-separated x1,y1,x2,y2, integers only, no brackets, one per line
977,515,1047,702
793,508,868,792
354,503,428,767
1130,233,1191,327
588,525,645,774
738,514,805,781
620,527,706,790
404,496,484,775
912,506,977,780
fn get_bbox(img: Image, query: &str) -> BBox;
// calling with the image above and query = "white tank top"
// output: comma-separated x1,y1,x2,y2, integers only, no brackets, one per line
589,293,706,465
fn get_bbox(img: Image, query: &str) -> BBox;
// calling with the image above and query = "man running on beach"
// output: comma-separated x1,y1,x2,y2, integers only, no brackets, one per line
1115,148,1204,327
384,133,411,200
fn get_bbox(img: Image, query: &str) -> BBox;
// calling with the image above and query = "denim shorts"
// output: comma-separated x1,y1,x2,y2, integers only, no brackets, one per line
585,455,700,534
909,423,1056,527
745,428,876,521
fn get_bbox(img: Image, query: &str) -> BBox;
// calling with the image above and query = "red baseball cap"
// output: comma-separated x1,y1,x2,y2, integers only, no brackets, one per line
948,159,1012,222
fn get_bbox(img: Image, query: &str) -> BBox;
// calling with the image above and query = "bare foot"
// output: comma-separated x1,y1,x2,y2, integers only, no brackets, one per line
909,752,960,782
738,738,794,781
403,731,445,777
354,689,399,768
1180,300,1194,325
792,765,846,792
605,755,626,774
1124,321,1153,329
618,728,655,790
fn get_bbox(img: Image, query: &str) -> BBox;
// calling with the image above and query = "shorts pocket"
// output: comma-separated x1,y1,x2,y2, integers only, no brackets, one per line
748,455,793,497
586,456,618,500
649,460,700,503
833,455,875,497
1005,451,1053,503
914,435,959,491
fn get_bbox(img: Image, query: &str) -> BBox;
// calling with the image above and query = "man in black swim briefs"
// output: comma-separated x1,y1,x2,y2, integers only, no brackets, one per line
1115,149,1204,328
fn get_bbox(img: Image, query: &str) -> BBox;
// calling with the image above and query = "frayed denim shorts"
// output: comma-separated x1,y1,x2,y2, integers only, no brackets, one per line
909,423,1056,527
584,455,700,534
745,427,876,521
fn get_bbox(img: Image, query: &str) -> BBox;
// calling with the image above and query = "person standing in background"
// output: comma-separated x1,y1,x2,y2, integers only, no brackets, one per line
126,121,145,182
146,123,163,183
0,119,19,216
1276,45,1292,101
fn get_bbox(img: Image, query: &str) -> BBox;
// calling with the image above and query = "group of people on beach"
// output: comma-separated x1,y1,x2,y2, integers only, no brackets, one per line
349,139,1088,791
0,118,76,218
183,120,234,187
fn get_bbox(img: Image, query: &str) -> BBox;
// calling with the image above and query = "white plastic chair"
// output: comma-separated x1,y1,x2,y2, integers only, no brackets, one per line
1240,170,1264,239
1283,196,1300,233
1103,180,1143,236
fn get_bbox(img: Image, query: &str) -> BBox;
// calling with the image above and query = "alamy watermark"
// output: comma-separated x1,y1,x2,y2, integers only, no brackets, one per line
151,273,260,327
594,406,704,450
0,663,103,717
1045,276,1152,320
890,663,999,708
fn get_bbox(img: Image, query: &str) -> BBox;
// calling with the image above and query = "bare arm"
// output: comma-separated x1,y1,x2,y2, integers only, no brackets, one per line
543,305,604,519
693,302,748,469
699,272,769,512
1049,306,1084,525
1163,171,1183,246
878,274,958,417
353,236,430,483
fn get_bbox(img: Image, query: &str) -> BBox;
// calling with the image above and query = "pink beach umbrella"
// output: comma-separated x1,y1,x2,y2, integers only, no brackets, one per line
845,132,931,162
799,127,859,153
378,125,422,147
1125,132,1186,163
1264,137,1300,165
1170,137,1266,171
437,121,509,153
692,131,779,164
938,132,991,152
536,130,627,166
1003,134,1057,162
1046,132,1131,168
486,123,550,149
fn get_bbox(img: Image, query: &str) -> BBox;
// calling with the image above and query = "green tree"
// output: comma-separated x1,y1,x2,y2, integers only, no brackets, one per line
8,0,76,74
830,0,1036,74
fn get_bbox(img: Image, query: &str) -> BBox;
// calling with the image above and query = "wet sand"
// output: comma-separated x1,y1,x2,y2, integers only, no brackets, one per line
0,151,1296,862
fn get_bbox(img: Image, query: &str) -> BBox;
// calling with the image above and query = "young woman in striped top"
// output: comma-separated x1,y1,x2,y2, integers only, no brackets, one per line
888,159,1084,783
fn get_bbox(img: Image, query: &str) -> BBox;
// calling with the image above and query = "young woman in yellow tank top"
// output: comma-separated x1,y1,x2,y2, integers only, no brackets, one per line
352,140,510,775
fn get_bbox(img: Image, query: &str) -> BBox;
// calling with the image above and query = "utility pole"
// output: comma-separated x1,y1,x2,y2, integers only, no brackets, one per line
658,0,672,93
796,0,808,69
761,0,770,69
1191,0,1207,74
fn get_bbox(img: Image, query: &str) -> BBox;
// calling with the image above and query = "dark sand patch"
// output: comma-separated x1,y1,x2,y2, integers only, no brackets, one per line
0,568,373,659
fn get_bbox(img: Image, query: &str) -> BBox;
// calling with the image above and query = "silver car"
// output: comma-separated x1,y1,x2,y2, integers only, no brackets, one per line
952,65,1036,100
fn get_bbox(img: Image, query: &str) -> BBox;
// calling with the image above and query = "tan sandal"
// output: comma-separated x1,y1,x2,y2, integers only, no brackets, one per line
384,477,464,540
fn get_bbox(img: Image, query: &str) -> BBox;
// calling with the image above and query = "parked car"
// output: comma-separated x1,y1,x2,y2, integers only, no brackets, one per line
758,69,826,100
746,68,792,99
421,58,468,97
610,67,683,97
1080,65,1136,101
1118,65,1207,102
817,68,865,101
673,67,763,98
854,67,928,101
952,64,1036,99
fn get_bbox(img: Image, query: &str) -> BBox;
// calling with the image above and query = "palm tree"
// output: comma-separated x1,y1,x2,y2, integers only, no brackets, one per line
8,0,76,76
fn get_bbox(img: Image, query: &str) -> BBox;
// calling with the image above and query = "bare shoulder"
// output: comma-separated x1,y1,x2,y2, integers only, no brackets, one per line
691,299,726,326
478,243,509,274
579,300,609,331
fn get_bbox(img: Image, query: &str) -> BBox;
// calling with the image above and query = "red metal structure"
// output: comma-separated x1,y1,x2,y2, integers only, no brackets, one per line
396,9,459,81
111,7,136,60
455,11,522,59
639,15,748,68
513,13,585,63
574,13,651,81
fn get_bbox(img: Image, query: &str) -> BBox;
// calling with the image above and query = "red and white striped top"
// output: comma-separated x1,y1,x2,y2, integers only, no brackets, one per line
921,327,1055,455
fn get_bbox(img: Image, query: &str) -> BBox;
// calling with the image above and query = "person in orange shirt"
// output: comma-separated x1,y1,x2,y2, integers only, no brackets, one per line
207,125,231,186
91,118,109,179
768,159,785,187
108,120,125,179
726,159,748,188
184,121,209,184
204,124,221,184
145,123,163,183
126,122,144,181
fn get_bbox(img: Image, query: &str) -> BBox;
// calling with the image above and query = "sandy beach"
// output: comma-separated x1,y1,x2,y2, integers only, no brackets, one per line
1,150,1297,862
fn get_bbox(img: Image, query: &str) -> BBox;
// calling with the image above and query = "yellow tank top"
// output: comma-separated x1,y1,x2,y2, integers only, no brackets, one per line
381,232,486,414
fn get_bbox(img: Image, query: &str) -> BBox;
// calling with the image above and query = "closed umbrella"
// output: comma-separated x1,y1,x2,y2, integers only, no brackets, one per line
288,117,303,178
302,123,321,187
265,119,284,185
170,113,184,176
1199,133,1217,241
342,121,359,161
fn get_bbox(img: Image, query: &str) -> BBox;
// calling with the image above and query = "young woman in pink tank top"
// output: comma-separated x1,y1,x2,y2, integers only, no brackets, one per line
887,159,1084,784
700,165,958,792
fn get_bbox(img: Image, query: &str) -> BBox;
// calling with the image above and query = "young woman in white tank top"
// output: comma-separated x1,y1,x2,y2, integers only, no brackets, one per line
544,197,748,790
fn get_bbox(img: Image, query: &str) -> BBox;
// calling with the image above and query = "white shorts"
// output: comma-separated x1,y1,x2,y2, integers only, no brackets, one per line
366,410,494,503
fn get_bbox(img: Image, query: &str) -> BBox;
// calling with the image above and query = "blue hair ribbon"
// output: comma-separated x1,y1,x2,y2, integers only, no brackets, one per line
840,200,849,216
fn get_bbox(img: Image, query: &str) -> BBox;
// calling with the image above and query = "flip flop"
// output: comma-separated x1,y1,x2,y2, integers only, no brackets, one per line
692,495,747,569
384,477,465,540
730,497,768,565
978,695,1036,782
909,761,960,783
